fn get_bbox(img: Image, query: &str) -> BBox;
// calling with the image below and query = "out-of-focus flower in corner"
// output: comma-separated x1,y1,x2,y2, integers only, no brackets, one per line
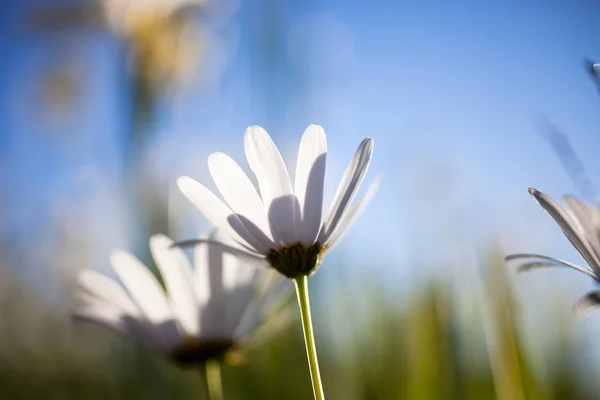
507,188,600,316
101,0,209,96
176,125,379,279
73,231,292,367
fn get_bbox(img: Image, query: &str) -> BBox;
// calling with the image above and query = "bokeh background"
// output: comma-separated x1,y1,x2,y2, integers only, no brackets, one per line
1,0,600,398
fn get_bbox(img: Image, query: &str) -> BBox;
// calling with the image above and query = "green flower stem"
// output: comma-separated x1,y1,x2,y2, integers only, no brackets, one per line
201,360,224,400
294,275,325,400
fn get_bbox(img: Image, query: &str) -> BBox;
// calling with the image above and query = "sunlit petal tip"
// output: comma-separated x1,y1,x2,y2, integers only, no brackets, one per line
176,176,199,194
528,187,540,197
304,124,325,135
244,125,271,141
109,249,131,267
149,233,171,247
362,137,375,148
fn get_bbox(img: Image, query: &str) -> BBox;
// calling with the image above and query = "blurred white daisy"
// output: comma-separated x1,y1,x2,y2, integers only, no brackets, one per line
74,232,291,366
102,0,206,37
176,124,378,278
507,188,600,316
101,0,212,95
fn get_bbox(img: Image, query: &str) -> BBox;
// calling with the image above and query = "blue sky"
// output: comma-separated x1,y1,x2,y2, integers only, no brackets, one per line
1,0,600,297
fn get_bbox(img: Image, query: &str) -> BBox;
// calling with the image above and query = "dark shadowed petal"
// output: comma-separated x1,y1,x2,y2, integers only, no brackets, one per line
318,138,374,244
208,152,275,249
177,176,262,252
294,125,327,244
506,253,598,280
574,291,600,317
244,126,296,244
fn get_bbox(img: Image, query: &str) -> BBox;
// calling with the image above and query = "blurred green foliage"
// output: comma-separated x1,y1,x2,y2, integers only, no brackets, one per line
0,251,589,399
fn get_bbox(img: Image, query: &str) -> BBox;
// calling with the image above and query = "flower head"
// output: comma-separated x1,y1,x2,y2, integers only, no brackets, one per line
73,232,290,366
102,0,205,37
101,0,208,97
507,188,600,316
177,125,377,278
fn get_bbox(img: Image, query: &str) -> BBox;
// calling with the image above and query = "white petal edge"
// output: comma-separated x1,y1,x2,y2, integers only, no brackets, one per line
318,138,374,244
110,250,173,325
150,235,199,336
294,125,327,244
325,175,381,250
208,152,276,248
177,176,268,253
72,301,125,334
244,126,296,244
78,269,141,318
529,188,600,274
506,253,598,279
564,196,600,260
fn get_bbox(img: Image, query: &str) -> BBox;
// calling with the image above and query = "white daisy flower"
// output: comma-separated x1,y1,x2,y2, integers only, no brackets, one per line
176,125,378,278
73,232,291,366
507,188,600,316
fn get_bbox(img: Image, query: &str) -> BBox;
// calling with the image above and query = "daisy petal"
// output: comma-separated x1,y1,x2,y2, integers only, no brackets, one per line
505,253,597,279
318,138,374,244
294,125,327,244
235,275,291,342
574,291,600,317
194,230,246,308
208,152,275,247
78,270,141,317
72,301,125,334
150,235,199,336
564,196,600,257
172,238,266,263
529,188,600,273
177,176,267,253
245,126,296,243
110,250,172,325
325,176,381,249
220,255,258,335
194,235,214,310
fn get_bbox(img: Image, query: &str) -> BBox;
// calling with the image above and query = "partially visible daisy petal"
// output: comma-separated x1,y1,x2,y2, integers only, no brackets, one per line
208,152,275,247
194,234,212,311
177,177,266,253
79,270,141,317
325,175,381,250
529,188,600,273
319,138,374,243
564,195,600,257
73,301,125,334
244,126,296,243
506,253,598,279
574,291,600,317
172,238,266,264
110,250,173,325
294,125,327,244
150,235,199,336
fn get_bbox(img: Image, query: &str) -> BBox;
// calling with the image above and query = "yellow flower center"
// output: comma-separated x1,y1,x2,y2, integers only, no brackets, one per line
266,242,325,278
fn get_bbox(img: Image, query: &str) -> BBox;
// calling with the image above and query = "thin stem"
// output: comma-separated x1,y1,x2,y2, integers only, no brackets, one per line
201,360,224,400
294,275,325,400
